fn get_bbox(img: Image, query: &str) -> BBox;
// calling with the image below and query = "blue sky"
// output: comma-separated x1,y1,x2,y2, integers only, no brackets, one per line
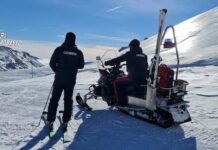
0,0,217,57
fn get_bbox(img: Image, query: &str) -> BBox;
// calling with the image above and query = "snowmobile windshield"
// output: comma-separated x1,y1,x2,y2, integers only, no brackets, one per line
97,50,118,70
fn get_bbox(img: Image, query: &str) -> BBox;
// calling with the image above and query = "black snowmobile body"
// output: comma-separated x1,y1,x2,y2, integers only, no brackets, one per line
76,62,191,127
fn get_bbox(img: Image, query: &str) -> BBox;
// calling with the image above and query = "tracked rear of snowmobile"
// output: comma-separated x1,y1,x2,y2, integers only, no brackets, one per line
117,77,191,128
77,9,191,128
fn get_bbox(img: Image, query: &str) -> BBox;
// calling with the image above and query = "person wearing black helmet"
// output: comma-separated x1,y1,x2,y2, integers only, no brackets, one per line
105,39,148,106
47,32,84,132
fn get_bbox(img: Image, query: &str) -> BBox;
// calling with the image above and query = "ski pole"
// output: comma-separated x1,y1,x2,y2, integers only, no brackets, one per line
37,83,54,127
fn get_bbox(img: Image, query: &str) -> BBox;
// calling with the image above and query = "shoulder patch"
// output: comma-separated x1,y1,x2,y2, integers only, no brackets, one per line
63,51,77,56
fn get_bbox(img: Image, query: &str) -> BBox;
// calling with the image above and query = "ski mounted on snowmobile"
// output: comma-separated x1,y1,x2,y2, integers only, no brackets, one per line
77,9,191,128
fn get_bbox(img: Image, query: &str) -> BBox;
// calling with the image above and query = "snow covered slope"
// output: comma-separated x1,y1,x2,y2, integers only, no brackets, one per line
0,7,218,150
140,7,218,67
0,46,43,71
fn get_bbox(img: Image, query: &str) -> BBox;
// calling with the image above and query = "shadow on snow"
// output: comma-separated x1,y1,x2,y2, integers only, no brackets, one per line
66,106,197,150
19,105,197,150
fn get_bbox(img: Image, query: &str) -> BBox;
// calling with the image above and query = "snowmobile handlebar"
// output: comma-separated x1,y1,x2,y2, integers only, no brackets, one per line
106,63,126,72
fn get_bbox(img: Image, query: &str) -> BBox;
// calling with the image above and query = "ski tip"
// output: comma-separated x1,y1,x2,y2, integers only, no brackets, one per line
87,107,93,111
162,9,167,14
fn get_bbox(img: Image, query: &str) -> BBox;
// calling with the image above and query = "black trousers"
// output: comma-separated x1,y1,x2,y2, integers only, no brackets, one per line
47,78,75,124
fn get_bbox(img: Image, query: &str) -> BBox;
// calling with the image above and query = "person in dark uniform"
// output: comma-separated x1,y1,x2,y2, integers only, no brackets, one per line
47,32,84,132
105,39,148,106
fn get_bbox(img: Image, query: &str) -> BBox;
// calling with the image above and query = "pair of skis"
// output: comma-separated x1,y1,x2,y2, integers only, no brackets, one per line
146,9,167,110
41,93,93,142
41,111,71,142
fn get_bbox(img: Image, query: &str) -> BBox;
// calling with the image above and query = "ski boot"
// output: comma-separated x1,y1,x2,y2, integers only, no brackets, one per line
49,122,54,131
63,123,68,132
62,123,71,142
48,122,56,138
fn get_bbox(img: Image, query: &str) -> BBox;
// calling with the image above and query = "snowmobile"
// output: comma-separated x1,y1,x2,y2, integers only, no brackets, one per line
76,9,191,128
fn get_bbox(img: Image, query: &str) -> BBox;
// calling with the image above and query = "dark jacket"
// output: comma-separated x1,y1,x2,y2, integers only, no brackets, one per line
105,47,148,83
50,42,84,82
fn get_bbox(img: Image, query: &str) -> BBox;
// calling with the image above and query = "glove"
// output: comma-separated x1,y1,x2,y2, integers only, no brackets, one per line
104,61,110,66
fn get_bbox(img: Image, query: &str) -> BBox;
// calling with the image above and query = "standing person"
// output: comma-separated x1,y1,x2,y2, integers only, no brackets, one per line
47,32,84,132
105,39,148,106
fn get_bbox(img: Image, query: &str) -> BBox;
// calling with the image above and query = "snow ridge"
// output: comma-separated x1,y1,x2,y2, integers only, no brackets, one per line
0,46,43,71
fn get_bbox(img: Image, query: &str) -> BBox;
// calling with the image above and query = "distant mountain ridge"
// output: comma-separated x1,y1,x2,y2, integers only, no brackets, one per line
0,46,43,71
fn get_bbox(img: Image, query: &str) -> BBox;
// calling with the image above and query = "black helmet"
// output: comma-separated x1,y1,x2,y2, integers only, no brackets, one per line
129,39,140,48
65,32,76,43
